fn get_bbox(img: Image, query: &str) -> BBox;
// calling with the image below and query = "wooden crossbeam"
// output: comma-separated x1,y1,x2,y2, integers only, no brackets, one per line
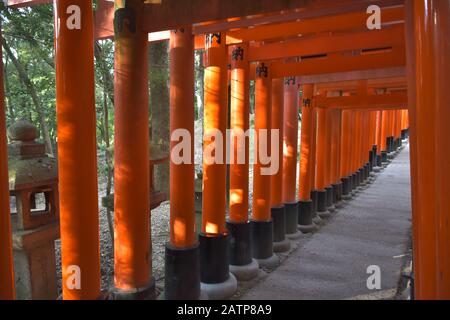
315,77,407,92
315,92,408,110
141,0,404,33
228,6,404,43
94,0,404,40
247,25,404,62
250,47,406,79
296,67,406,84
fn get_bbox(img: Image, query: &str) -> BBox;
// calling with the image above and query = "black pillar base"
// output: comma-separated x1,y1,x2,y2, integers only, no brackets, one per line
284,202,299,235
250,220,273,260
376,154,382,167
310,190,318,217
355,170,361,188
298,200,313,226
372,145,378,167
199,233,230,284
164,243,201,300
342,176,351,196
360,167,365,183
332,183,341,203
326,186,334,207
381,151,388,163
226,221,252,267
111,278,156,300
271,206,286,243
317,190,328,212
352,173,358,190
386,136,394,153
368,151,374,171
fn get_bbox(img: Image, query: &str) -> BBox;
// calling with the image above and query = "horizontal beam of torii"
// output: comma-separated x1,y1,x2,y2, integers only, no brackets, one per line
246,24,404,62
249,47,406,80
315,92,408,110
93,2,404,45
315,77,407,92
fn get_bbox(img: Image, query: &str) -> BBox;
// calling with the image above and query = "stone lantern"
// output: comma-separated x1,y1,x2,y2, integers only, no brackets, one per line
8,119,59,300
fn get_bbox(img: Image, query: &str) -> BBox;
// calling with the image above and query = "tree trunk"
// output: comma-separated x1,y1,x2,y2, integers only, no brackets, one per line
3,57,15,122
2,38,53,155
102,88,114,244
149,41,170,199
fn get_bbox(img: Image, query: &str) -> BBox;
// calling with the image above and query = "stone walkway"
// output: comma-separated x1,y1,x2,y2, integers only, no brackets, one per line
240,145,412,300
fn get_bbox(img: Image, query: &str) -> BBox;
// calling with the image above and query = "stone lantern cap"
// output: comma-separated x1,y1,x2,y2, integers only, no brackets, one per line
7,119,58,191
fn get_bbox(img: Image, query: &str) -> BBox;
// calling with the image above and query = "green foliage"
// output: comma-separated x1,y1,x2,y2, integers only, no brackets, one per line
1,5,116,181
2,5,56,140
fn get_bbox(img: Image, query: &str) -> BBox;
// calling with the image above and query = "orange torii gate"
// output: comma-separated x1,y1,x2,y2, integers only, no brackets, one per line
0,0,448,301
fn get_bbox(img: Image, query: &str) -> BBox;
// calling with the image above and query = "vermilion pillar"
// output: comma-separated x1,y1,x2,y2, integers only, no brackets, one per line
375,111,383,168
360,111,370,186
227,44,258,281
282,78,301,236
270,78,290,252
406,0,450,299
270,79,284,208
113,0,153,299
331,109,343,206
298,84,316,233
368,111,378,170
200,33,237,298
380,110,389,163
55,0,101,300
385,110,392,153
376,111,382,154
0,23,15,300
340,110,352,199
309,97,320,224
324,108,335,213
315,107,331,217
348,111,358,193
395,109,402,148
251,62,278,266
353,111,363,189
164,26,200,300
229,44,249,225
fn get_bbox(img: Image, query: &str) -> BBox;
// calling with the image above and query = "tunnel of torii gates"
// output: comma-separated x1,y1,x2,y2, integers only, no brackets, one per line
0,0,449,300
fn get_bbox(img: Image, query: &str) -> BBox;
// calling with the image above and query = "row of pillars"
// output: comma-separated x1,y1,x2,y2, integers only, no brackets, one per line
0,0,447,300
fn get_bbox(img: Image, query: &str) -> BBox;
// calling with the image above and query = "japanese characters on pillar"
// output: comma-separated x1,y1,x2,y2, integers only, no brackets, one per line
54,0,101,300
113,0,154,299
